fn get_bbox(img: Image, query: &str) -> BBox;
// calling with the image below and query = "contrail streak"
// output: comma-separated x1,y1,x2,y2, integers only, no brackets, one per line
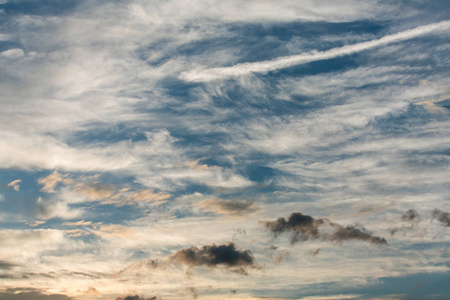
180,20,450,82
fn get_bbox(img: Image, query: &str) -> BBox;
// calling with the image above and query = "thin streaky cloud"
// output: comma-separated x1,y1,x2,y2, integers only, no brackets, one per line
180,20,450,82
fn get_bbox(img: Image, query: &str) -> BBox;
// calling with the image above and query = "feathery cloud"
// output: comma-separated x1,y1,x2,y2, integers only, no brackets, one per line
181,21,450,82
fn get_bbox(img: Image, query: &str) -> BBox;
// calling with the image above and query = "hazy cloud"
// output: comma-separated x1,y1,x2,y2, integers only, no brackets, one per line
169,243,255,274
432,209,450,226
38,172,171,207
0,260,17,270
262,212,387,245
196,198,260,216
118,259,166,275
79,287,101,296
186,287,198,299
0,289,73,300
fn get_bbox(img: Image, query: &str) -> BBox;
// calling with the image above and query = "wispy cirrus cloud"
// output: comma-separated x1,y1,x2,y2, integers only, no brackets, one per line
181,21,450,82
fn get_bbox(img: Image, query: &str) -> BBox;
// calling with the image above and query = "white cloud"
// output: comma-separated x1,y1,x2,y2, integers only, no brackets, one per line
7,179,21,191
0,48,24,59
181,20,450,82
36,197,84,220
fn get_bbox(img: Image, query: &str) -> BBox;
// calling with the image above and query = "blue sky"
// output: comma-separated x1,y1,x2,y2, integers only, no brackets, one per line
0,1,449,299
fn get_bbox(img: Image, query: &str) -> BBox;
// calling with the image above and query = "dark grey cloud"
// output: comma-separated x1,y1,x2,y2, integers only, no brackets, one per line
115,296,157,300
0,260,17,270
401,209,421,224
197,198,260,216
262,212,387,245
262,212,324,243
432,209,450,226
330,225,387,245
0,289,73,300
169,243,255,274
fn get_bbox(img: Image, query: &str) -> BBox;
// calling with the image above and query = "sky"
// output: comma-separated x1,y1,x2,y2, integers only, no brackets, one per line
0,0,449,299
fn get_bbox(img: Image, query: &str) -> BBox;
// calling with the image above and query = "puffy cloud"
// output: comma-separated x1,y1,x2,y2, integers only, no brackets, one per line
36,197,84,220
432,209,450,226
0,48,24,59
330,225,387,245
401,209,421,224
169,243,255,274
7,179,21,191
262,212,387,245
262,212,322,241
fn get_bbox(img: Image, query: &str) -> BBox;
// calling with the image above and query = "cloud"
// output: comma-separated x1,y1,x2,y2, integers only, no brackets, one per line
0,260,17,270
79,286,101,296
115,296,157,300
7,179,21,191
180,21,450,82
62,220,92,227
330,225,387,245
309,248,321,256
36,197,84,220
0,229,66,261
118,258,166,275
401,209,421,224
186,287,198,299
0,48,24,59
262,212,325,243
169,243,255,274
38,172,171,207
196,198,260,216
0,289,73,300
432,209,450,226
262,212,387,245
38,171,66,193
